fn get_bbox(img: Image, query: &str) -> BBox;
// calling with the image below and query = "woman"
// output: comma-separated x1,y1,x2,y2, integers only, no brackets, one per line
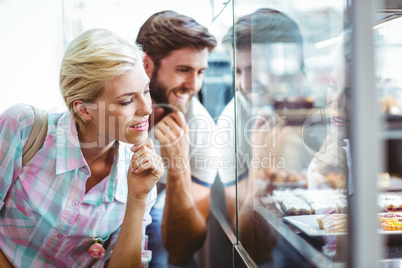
0,28,164,267
307,32,351,191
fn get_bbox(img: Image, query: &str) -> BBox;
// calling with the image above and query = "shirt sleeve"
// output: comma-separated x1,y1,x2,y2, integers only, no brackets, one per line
188,100,218,187
216,125,236,186
0,104,35,209
215,100,248,186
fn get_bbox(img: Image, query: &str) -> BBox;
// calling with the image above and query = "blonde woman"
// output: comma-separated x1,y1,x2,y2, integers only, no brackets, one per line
0,28,164,267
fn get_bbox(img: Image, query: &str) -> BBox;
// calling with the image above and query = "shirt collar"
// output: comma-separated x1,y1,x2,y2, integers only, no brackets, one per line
83,141,129,205
54,112,129,205
55,112,88,175
113,142,129,203
101,141,128,203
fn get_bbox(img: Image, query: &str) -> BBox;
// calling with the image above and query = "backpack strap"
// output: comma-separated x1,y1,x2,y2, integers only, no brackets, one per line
22,106,48,166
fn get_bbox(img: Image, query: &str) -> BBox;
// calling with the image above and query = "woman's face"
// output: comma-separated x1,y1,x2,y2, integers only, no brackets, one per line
327,55,350,140
89,64,152,146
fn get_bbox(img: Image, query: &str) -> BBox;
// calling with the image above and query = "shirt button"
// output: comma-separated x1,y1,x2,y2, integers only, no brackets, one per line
72,201,79,206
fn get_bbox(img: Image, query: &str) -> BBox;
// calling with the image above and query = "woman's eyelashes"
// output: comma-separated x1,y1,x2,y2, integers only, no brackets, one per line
121,99,133,106
120,89,150,105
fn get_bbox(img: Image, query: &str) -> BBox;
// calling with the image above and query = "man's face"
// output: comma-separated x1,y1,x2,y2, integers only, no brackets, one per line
149,47,209,114
235,47,270,106
235,44,304,107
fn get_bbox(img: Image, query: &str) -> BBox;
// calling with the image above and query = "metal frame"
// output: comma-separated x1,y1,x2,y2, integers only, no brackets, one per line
349,0,383,267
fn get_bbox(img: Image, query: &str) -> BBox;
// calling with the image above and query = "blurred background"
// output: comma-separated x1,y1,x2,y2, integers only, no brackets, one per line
0,0,345,116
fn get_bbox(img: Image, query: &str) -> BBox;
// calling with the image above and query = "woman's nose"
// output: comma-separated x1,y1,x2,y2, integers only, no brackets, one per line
137,96,152,116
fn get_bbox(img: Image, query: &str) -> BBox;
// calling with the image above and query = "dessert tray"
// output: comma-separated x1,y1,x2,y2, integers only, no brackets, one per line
283,214,402,236
283,215,347,236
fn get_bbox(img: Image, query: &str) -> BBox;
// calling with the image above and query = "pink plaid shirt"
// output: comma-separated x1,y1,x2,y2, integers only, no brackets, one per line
0,104,156,267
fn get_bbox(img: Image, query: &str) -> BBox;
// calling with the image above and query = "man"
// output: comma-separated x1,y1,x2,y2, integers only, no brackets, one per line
217,8,311,264
136,10,217,267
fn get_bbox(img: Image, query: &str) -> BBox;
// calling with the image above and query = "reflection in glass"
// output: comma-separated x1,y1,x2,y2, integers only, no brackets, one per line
217,8,322,266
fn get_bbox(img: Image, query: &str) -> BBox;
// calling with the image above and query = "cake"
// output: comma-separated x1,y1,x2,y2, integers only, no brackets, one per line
380,212,402,231
271,189,347,216
377,193,402,212
316,214,348,233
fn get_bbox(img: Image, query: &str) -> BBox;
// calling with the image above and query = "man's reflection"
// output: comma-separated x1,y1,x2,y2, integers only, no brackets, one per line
216,8,310,264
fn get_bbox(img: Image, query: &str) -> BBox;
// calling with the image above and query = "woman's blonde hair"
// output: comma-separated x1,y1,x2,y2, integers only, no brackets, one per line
60,28,144,132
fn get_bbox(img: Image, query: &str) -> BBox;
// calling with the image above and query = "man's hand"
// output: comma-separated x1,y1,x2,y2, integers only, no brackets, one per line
154,112,190,173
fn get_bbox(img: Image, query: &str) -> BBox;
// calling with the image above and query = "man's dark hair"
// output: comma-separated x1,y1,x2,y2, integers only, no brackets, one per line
222,8,303,50
136,10,217,65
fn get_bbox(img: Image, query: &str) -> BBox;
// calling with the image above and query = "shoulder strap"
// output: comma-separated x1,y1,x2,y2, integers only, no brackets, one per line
22,106,48,166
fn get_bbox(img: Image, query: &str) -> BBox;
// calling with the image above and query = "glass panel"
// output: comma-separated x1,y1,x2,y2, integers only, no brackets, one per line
216,0,353,266
375,12,402,265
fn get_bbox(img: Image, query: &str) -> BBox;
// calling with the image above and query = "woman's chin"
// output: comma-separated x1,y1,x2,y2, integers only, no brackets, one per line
124,132,148,146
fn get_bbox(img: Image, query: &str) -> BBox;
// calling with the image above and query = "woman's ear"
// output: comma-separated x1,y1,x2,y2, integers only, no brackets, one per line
143,53,154,78
72,100,92,121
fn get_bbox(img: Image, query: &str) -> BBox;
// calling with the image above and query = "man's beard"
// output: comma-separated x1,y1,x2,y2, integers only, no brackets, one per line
149,68,192,114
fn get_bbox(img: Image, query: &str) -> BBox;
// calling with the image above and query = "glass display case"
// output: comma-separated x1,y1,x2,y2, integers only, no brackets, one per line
210,0,402,267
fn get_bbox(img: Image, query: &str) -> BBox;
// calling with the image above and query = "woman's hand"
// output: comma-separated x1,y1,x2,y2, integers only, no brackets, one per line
308,134,348,189
127,138,164,200
314,134,348,175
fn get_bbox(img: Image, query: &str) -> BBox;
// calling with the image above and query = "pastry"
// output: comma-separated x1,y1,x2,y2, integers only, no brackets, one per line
316,214,348,233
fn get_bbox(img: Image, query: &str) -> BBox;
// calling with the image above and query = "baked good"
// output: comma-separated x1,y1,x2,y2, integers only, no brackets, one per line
378,172,391,189
377,193,402,212
380,96,398,115
324,173,347,189
317,217,324,230
316,214,347,233
271,189,347,216
381,217,402,231
380,212,402,231
280,195,313,215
